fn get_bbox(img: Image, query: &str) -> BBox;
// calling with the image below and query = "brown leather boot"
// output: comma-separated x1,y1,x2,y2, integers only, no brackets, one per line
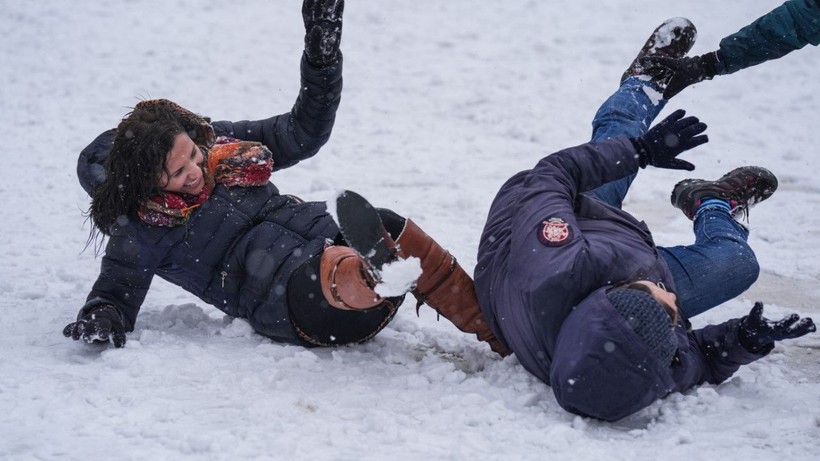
396,219,510,356
320,246,384,311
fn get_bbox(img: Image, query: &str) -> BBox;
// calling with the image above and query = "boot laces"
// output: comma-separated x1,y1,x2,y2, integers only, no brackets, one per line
724,173,766,221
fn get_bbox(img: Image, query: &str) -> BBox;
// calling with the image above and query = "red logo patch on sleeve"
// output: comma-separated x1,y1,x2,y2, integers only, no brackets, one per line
538,217,572,246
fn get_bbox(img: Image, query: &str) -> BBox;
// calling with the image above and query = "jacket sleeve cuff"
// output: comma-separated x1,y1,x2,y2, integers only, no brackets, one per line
301,50,343,79
710,50,726,76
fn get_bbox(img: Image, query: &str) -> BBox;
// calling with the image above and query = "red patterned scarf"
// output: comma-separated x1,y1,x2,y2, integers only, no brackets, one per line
137,136,274,227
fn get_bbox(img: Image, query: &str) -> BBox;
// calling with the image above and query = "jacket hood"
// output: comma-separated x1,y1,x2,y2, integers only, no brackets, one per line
549,288,676,421
77,129,116,195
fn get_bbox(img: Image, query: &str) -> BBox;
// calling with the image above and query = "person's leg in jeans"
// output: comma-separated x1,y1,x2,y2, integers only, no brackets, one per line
586,77,667,208
587,80,759,318
659,202,759,318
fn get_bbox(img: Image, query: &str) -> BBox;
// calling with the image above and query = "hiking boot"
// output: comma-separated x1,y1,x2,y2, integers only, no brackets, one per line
670,166,778,220
621,17,697,87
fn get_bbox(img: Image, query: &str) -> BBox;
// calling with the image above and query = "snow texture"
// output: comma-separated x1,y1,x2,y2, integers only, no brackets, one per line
652,17,693,50
1,1,818,460
375,257,422,298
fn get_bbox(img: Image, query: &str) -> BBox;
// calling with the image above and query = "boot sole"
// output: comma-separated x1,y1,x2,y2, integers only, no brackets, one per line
621,17,697,83
335,190,394,270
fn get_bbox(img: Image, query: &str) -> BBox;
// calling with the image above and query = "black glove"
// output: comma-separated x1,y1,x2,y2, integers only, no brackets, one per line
630,109,707,171
302,0,344,68
63,304,127,348
738,302,816,353
639,52,719,99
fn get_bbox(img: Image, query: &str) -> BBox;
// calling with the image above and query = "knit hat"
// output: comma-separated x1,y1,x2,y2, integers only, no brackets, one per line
606,289,677,366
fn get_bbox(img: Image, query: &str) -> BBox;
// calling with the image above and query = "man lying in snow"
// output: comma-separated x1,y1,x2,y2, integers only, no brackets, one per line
474,18,816,421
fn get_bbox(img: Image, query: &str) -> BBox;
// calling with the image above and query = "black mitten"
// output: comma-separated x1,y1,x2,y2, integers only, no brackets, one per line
63,304,127,348
630,109,708,171
738,302,816,352
302,0,345,68
640,52,719,99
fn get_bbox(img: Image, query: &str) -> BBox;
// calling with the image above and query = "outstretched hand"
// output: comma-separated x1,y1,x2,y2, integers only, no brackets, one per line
640,53,718,99
63,305,127,348
738,302,816,352
631,109,708,171
302,0,345,68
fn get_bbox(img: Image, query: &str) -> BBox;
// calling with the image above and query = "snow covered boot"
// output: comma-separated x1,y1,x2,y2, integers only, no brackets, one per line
319,245,384,311
396,219,511,357
670,166,778,220
621,18,697,87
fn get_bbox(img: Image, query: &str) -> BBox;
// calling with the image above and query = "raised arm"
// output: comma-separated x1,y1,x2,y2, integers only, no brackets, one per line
210,53,343,171
75,1,346,195
211,0,345,171
645,0,820,98
714,0,820,75
512,110,705,233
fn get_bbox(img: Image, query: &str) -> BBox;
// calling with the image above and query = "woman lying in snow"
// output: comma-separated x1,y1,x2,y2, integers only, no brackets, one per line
64,0,508,356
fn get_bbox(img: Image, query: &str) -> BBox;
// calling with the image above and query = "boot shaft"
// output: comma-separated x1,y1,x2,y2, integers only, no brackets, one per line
396,219,510,356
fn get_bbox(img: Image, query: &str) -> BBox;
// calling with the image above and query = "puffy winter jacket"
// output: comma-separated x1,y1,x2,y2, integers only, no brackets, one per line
716,0,820,75
474,137,769,421
76,55,345,346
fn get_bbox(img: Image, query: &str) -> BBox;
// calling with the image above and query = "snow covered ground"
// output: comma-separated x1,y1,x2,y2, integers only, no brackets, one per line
1,1,818,459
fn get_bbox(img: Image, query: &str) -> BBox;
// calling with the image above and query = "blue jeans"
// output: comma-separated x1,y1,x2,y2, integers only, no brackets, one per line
587,77,759,318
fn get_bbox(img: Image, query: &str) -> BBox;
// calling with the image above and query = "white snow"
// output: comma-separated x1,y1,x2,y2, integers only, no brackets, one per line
1,1,818,460
651,17,695,50
375,256,422,298
325,189,345,226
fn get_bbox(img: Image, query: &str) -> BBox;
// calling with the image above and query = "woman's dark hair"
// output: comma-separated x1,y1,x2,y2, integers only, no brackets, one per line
86,99,214,249
89,106,187,236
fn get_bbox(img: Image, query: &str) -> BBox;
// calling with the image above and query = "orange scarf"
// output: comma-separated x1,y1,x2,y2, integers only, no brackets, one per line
138,138,273,227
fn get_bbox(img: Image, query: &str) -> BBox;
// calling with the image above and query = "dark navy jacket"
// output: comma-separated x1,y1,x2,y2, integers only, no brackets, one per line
76,55,343,346
474,137,770,421
716,0,820,74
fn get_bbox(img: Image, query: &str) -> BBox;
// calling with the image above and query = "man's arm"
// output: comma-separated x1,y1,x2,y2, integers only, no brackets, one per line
715,0,820,75
671,302,815,389
646,0,820,98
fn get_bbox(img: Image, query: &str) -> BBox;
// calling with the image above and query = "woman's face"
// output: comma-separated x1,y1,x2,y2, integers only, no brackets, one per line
160,132,205,195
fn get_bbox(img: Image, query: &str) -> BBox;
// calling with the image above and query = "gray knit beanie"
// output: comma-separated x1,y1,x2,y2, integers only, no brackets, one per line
607,288,677,366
